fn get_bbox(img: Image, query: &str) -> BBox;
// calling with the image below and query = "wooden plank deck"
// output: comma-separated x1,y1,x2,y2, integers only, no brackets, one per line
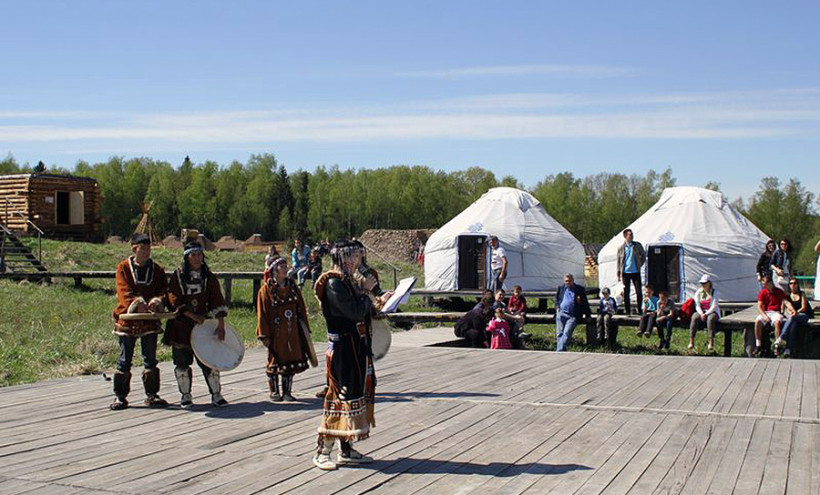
0,334,818,494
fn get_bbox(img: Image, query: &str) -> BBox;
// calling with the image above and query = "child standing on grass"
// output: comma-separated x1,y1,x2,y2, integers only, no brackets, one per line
638,285,659,337
486,307,512,350
597,287,618,345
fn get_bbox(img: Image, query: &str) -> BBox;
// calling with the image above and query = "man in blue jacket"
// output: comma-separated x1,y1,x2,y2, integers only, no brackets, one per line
554,273,592,352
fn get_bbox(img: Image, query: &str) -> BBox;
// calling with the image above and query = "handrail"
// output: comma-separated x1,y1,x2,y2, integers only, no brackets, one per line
2,200,43,262
9,210,44,235
359,240,401,288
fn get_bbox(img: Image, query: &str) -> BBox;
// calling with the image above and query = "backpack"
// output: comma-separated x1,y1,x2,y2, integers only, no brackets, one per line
678,298,696,323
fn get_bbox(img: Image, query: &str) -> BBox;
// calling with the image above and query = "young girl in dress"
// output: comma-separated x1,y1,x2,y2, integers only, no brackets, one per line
486,307,512,350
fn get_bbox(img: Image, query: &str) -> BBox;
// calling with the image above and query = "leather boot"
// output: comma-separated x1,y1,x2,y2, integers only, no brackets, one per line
142,368,168,407
313,437,337,471
281,374,296,402
268,375,282,402
110,371,131,410
205,369,228,407
174,366,193,408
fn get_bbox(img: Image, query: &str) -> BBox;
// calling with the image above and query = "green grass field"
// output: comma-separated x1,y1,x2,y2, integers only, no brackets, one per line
1,239,752,387
0,239,427,386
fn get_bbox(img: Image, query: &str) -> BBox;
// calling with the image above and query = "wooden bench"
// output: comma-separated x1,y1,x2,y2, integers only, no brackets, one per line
386,308,820,357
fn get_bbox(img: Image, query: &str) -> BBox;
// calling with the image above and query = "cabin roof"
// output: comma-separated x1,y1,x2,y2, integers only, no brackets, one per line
0,173,97,183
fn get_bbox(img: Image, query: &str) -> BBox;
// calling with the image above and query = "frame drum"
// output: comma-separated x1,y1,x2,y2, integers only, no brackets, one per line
371,318,393,361
191,320,245,371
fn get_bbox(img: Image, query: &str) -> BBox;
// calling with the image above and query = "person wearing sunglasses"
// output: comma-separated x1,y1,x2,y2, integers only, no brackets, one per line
780,278,814,358
769,239,792,292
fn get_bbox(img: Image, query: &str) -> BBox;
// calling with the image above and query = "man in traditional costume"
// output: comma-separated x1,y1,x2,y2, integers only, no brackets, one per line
110,233,169,410
311,240,393,470
256,256,312,402
164,242,229,408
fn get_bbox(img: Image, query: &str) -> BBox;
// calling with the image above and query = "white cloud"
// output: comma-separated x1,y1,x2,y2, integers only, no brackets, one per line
395,64,635,79
0,88,818,145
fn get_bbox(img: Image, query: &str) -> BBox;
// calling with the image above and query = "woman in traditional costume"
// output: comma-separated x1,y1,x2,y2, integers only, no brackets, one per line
256,256,312,402
164,242,229,407
311,240,392,470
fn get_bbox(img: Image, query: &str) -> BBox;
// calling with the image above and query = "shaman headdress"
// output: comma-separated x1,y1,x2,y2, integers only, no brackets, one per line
330,239,365,277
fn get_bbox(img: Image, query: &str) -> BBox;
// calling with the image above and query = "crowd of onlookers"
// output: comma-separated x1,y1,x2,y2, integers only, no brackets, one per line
475,229,819,357
279,232,817,357
264,238,332,289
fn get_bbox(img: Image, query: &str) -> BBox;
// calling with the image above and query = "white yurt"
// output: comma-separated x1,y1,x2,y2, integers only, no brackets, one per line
598,187,770,302
424,187,585,291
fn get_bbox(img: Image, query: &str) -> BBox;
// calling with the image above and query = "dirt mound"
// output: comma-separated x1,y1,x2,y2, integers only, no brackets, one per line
359,229,436,264
215,236,241,251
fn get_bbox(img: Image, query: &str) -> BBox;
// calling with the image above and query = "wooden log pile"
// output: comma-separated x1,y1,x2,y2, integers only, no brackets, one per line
0,175,31,230
359,228,436,264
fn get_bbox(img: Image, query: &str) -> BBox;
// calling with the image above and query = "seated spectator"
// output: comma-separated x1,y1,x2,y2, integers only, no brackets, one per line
492,289,507,311
287,239,311,287
754,274,787,357
655,291,676,350
597,287,618,345
779,278,813,358
306,248,323,288
317,239,332,256
689,274,720,352
454,294,494,348
638,285,659,337
264,244,280,269
554,273,591,352
472,289,494,311
486,307,512,350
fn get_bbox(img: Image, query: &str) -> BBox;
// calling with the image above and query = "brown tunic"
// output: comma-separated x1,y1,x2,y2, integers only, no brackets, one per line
113,257,167,337
256,278,311,375
164,269,228,348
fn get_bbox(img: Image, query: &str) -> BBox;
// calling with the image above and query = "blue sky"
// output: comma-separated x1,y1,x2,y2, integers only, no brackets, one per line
1,1,818,202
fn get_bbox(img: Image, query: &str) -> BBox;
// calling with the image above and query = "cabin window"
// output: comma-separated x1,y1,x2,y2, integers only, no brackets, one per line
55,191,84,225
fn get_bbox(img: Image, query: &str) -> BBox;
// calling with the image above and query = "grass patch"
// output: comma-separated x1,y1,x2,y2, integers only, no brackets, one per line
1,240,424,387
523,322,747,356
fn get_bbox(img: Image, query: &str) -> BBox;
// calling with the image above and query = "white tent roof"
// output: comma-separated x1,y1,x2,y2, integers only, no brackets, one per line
424,187,585,291
598,186,770,302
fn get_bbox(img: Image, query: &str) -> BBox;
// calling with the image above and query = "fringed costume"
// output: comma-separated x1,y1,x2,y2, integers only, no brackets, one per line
110,237,168,410
164,244,229,407
312,256,383,469
257,258,312,402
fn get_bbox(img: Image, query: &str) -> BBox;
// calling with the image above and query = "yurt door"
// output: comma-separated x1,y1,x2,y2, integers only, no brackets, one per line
457,235,488,289
647,245,683,299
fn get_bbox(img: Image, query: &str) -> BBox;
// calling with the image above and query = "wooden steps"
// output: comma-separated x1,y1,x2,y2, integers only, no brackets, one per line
0,224,48,277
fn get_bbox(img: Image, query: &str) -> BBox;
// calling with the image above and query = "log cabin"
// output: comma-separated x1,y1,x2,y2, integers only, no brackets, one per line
0,174,101,241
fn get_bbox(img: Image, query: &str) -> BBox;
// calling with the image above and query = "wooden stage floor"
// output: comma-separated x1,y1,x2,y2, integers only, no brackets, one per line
1,329,818,494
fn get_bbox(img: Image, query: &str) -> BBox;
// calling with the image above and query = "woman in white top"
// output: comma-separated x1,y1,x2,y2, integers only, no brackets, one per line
689,274,721,352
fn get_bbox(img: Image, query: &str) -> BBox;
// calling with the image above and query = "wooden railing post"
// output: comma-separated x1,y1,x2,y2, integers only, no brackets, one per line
224,277,232,304
252,278,261,309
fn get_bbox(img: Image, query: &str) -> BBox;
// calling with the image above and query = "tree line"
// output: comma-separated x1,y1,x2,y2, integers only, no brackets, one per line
1,153,818,273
